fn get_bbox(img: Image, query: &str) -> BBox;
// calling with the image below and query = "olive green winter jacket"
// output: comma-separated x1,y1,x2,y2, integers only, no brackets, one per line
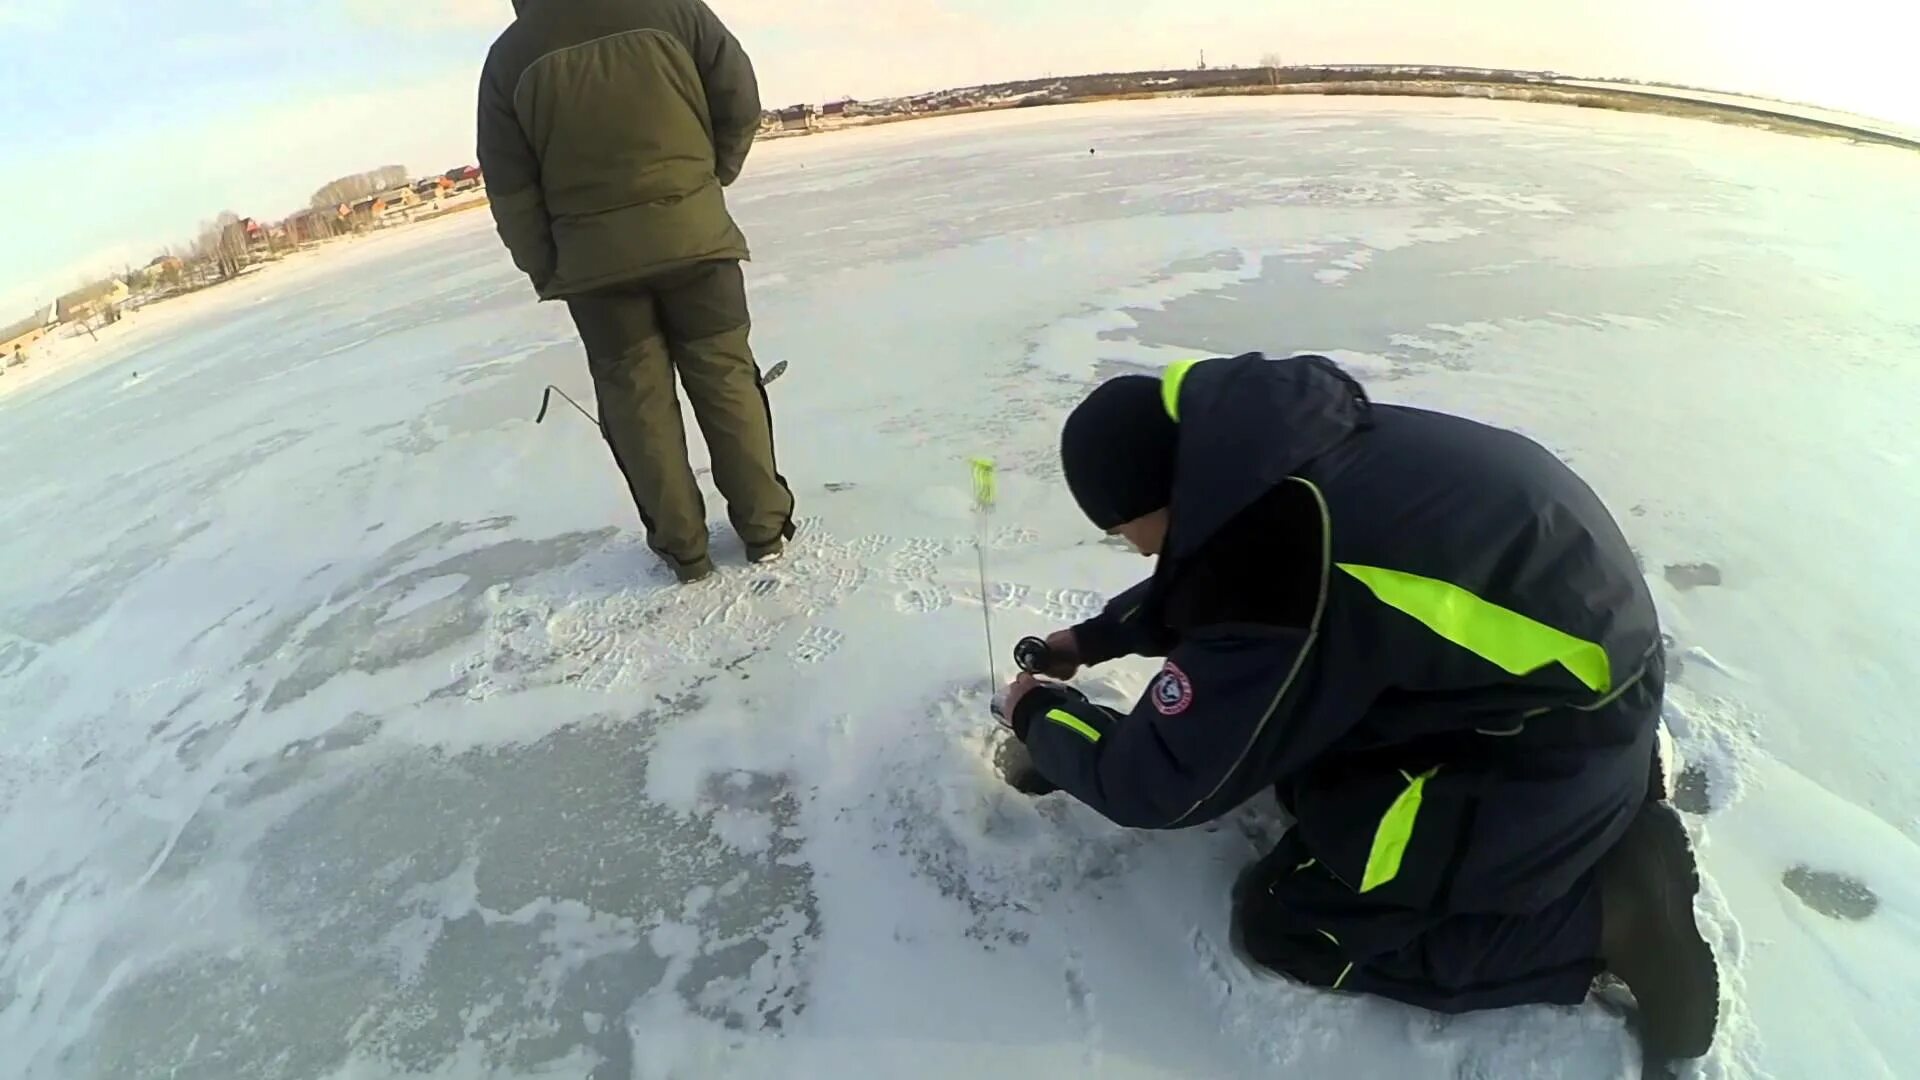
478,0,760,299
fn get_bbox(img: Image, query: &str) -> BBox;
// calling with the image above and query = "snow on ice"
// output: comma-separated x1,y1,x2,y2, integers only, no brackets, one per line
2,96,1919,1078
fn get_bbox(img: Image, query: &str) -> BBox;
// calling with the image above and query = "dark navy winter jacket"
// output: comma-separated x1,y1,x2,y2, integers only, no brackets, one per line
1015,353,1661,934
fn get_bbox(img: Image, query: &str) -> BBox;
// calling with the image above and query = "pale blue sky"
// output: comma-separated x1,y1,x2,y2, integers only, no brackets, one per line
2,0,1915,314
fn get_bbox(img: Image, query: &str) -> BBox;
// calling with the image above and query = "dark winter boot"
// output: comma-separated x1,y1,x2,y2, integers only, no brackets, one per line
663,553,714,585
1598,801,1719,1061
745,535,786,565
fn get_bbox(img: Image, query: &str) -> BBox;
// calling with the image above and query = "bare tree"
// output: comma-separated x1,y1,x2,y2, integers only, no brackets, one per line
310,164,412,210
90,297,121,334
192,210,248,281
1260,52,1284,87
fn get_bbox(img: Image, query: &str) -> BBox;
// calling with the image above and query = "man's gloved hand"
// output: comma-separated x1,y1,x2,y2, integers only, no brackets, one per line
1039,629,1083,678
999,674,1094,739
1000,673,1045,729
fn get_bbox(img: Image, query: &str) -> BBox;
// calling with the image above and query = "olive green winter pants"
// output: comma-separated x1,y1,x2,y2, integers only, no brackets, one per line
567,260,794,570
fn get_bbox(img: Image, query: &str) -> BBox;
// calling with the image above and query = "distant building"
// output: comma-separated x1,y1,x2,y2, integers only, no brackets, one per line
142,255,187,291
340,188,423,230
236,218,273,254
413,176,453,200
778,104,817,131
376,187,423,222
1,305,57,359
822,98,854,117
56,279,130,325
344,197,381,229
443,165,484,192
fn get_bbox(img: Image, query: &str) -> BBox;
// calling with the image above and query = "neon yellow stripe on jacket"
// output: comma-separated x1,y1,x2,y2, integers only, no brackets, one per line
1360,767,1440,893
1337,563,1612,693
1045,709,1102,743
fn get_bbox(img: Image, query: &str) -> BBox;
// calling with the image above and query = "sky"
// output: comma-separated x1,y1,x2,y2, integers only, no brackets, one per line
1,0,1916,315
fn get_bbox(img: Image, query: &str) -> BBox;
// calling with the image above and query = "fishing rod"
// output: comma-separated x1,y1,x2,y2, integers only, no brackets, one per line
533,361,789,428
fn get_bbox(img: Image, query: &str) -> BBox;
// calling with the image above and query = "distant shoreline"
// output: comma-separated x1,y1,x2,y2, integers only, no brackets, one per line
0,208,492,405
764,76,1920,156
8,85,1908,406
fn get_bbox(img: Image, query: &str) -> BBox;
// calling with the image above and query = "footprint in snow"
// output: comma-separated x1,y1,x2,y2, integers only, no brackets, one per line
825,564,871,597
980,582,1030,611
790,625,844,665
896,585,953,615
888,559,935,585
897,537,949,560
1035,588,1107,623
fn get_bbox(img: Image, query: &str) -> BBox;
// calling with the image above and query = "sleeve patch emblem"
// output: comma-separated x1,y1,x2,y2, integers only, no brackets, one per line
1151,661,1194,716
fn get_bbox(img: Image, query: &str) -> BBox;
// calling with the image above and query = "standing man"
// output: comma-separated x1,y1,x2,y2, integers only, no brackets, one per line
479,0,795,584
1004,354,1718,1063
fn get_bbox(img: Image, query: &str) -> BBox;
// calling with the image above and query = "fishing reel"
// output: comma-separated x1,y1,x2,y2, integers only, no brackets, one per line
989,637,1055,723
1013,636,1055,675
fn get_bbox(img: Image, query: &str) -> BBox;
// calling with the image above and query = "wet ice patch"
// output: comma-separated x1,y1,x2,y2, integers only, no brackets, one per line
381,573,470,622
1027,248,1272,379
1781,866,1879,921
1665,562,1725,590
1316,349,1397,380
78,721,817,1078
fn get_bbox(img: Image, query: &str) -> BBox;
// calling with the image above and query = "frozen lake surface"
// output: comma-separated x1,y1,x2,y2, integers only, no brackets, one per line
3,97,1918,1078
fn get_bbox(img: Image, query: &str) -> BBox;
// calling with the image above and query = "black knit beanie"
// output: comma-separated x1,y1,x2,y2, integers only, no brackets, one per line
1060,375,1179,530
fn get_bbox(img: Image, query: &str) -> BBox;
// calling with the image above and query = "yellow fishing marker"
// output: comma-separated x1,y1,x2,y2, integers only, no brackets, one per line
971,457,1002,694
971,456,998,511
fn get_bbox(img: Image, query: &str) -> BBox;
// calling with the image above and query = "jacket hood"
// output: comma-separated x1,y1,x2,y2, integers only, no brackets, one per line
1167,353,1371,558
